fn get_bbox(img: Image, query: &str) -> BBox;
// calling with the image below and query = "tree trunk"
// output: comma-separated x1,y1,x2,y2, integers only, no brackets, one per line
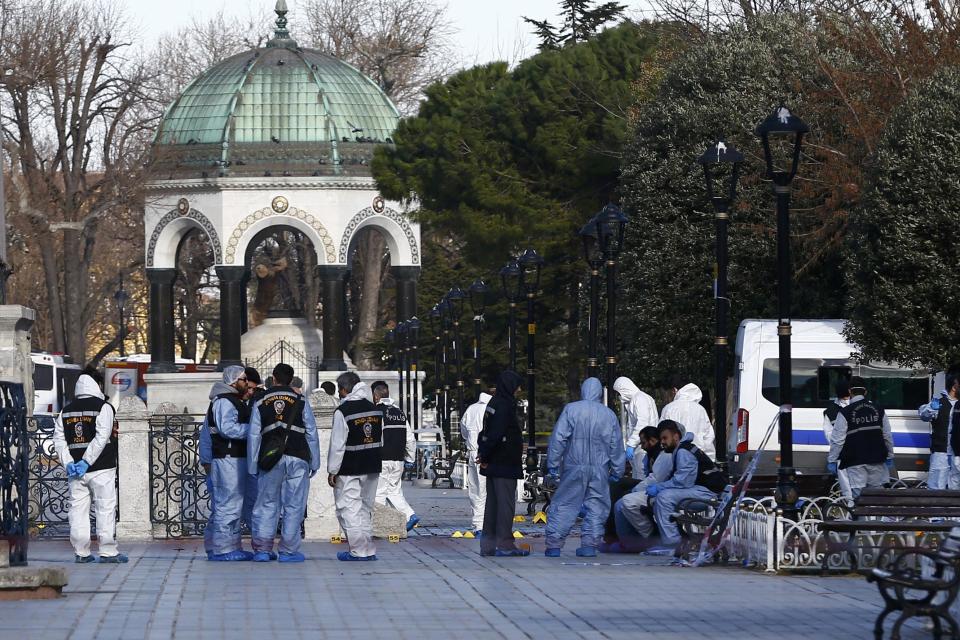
38,231,66,353
354,229,387,369
61,228,88,361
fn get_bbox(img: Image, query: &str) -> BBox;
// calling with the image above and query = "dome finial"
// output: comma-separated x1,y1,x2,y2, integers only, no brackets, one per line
267,0,297,48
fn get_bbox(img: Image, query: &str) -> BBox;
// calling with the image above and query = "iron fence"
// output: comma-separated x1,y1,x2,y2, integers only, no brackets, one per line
245,339,319,392
0,383,28,565
148,414,209,538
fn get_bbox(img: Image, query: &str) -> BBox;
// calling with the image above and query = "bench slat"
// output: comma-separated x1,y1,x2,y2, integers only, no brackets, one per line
820,520,960,532
854,507,960,517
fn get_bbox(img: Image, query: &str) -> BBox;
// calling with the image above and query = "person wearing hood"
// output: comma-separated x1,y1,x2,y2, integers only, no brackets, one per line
328,372,383,561
544,378,625,557
372,380,419,532
648,420,727,549
660,378,716,461
477,370,528,557
460,388,493,534
247,363,320,563
614,377,659,479
53,369,126,563
203,365,254,561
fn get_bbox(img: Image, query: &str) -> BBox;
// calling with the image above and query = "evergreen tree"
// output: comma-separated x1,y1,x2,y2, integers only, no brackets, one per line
524,0,628,51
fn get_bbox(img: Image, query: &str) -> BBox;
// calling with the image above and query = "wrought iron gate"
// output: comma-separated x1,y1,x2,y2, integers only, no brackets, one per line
148,414,210,538
245,339,319,391
0,383,28,565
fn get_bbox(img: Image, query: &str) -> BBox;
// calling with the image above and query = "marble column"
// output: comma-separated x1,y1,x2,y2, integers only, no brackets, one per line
318,265,349,371
392,266,420,323
147,268,177,373
216,266,247,370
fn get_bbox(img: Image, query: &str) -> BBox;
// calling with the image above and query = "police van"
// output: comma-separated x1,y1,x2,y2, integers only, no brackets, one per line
31,352,83,415
728,320,931,479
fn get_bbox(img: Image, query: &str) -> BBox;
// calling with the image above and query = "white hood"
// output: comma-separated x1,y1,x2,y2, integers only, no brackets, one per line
477,392,492,405
378,397,396,406
74,374,104,400
613,377,640,402
341,381,372,404
674,383,703,404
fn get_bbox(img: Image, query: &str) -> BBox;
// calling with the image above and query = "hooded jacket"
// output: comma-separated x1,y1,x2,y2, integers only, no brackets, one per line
53,374,115,471
478,371,524,479
460,392,493,454
546,378,625,479
660,383,716,460
327,382,378,476
614,377,659,449
199,381,249,463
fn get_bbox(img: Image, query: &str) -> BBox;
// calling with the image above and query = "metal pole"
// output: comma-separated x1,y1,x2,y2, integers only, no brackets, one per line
526,293,536,448
441,322,451,449
714,204,729,467
118,275,126,359
405,337,413,420
411,336,419,440
434,332,442,449
587,262,601,379
775,184,798,518
397,339,405,414
453,318,464,423
604,252,618,410
473,314,482,401
508,302,517,371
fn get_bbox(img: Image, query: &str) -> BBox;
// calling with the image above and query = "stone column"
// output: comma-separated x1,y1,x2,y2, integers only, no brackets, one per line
318,265,349,371
216,266,247,370
115,396,153,540
392,266,420,323
0,306,35,415
240,270,251,335
305,394,340,539
147,268,177,373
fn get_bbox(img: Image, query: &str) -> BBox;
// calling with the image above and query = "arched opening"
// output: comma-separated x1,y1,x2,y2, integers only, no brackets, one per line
243,225,320,329
174,227,218,363
346,227,394,369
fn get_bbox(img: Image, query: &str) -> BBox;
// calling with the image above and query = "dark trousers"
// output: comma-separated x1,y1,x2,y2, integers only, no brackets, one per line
480,476,518,553
604,478,641,540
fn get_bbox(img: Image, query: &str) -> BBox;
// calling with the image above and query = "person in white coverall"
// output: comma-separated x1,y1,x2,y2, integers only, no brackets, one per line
822,379,853,502
328,372,383,561
372,381,419,531
660,380,716,460
614,377,659,479
53,371,126,563
460,390,493,533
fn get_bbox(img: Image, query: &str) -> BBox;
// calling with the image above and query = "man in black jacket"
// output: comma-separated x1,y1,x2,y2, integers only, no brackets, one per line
477,370,528,557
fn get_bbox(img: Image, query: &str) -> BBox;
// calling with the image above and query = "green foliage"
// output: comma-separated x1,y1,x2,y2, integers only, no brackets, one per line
524,0,629,51
618,16,847,390
845,66,960,369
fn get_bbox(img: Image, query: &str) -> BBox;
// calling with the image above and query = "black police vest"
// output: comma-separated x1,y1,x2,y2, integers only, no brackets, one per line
207,393,250,459
380,403,409,462
61,396,117,472
336,398,383,476
673,441,727,493
257,386,308,462
838,399,888,468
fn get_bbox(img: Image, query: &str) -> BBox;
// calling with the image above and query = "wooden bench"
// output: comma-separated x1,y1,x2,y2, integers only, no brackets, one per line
864,526,960,639
819,488,960,573
430,451,461,489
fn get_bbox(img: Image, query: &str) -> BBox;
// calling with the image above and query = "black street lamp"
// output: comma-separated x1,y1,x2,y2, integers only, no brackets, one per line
468,279,489,400
579,218,603,379
756,104,809,519
398,320,411,415
114,273,130,358
595,204,628,410
699,140,744,472
438,297,454,449
500,261,522,371
408,317,421,438
518,248,544,474
447,285,468,422
428,304,444,448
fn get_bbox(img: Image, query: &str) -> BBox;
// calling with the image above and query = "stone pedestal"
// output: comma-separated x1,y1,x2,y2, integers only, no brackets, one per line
372,503,407,539
0,306,35,414
0,566,67,600
115,396,154,540
304,399,338,539
143,372,221,414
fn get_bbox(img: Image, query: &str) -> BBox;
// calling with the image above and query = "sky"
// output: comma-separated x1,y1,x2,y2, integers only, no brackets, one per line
122,0,564,66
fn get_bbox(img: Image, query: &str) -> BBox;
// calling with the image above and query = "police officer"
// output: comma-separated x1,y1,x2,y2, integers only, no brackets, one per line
823,379,854,502
248,363,320,563
53,368,126,563
205,365,254,561
372,381,419,531
328,372,383,561
828,376,895,501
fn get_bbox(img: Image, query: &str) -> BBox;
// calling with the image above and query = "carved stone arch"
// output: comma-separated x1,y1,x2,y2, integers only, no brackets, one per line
224,205,337,265
338,206,420,265
147,207,222,267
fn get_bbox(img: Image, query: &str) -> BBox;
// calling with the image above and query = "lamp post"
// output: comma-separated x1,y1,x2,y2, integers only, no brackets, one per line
468,279,489,400
579,218,603,379
114,274,130,358
698,140,744,472
447,286,467,429
428,304,444,451
398,322,410,414
756,104,809,519
408,317,421,438
595,204,628,410
438,297,454,450
500,261,522,371
518,249,544,475
401,320,413,415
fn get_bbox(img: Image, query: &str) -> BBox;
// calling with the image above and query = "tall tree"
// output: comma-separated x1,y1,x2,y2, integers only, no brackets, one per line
524,0,628,50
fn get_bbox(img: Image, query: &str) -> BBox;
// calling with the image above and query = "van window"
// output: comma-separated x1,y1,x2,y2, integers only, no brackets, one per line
761,359,929,410
33,364,53,391
60,369,81,404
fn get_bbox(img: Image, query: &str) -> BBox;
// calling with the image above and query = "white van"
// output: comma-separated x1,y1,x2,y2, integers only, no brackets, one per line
729,320,932,478
31,353,83,415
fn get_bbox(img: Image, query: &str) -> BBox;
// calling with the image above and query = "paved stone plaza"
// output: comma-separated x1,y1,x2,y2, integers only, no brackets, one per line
0,487,939,640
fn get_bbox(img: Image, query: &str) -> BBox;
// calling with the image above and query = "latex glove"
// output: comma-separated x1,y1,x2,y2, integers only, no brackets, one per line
827,462,838,475
542,474,558,491
65,462,78,479
625,446,635,462
931,397,942,412
404,461,415,470
645,483,660,497
547,467,559,479
608,474,621,484
74,460,90,476
886,459,895,470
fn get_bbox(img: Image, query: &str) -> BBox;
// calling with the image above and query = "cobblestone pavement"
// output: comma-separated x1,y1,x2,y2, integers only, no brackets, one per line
2,486,936,640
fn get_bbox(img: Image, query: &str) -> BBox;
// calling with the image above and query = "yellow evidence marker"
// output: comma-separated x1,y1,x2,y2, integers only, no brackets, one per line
451,531,464,538
513,530,524,539
513,515,526,523
463,531,475,539
532,511,547,524
388,534,401,543
330,535,343,544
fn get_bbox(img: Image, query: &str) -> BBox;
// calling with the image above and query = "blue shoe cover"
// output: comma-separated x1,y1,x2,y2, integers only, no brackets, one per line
99,554,128,564
495,548,530,557
544,548,561,557
406,514,421,531
75,554,96,564
472,530,483,538
209,549,253,562
278,552,305,563
252,551,273,562
576,546,598,557
337,551,377,561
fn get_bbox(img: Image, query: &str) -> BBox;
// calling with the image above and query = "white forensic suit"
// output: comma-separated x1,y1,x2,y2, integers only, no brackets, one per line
823,397,853,502
614,377,660,479
52,375,120,559
375,397,417,521
460,392,492,531
660,383,716,461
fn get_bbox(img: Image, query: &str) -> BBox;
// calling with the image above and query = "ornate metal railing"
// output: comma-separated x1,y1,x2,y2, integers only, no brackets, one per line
0,383,28,565
148,414,209,538
245,339,319,391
